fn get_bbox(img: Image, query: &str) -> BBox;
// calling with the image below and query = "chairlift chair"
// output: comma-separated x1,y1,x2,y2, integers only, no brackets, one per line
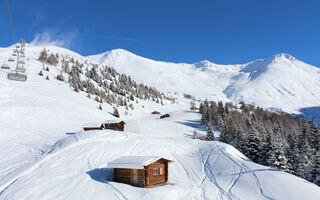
1,64,10,69
12,53,17,56
7,72,27,81
8,57,15,62
16,66,26,73
20,55,25,58
18,60,25,65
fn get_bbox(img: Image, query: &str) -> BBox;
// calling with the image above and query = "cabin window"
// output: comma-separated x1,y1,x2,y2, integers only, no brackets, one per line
153,168,159,175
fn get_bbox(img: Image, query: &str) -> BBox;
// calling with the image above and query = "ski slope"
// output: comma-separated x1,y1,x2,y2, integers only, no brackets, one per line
0,44,320,199
1,109,320,200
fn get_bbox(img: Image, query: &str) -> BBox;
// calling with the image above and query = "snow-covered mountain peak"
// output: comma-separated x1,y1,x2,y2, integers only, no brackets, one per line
271,53,297,61
194,60,213,68
103,48,135,58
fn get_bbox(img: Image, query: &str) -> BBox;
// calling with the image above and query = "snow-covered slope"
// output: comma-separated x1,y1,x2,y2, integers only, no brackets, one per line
88,50,320,122
225,53,320,113
1,44,320,199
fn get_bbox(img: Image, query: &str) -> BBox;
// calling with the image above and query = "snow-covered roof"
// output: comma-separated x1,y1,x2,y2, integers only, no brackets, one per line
107,156,172,169
104,120,125,124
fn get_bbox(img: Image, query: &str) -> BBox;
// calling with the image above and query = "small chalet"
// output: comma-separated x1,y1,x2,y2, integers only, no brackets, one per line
83,121,126,132
108,156,173,187
151,111,161,115
160,114,170,119
104,120,126,131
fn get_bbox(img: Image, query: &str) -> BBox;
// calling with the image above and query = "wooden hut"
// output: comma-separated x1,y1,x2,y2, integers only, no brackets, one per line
108,156,173,187
160,114,170,119
83,124,104,131
151,111,161,115
104,121,125,131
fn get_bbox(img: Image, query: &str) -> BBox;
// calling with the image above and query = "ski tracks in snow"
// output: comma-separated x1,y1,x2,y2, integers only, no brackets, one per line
87,159,127,200
201,145,234,200
218,147,274,200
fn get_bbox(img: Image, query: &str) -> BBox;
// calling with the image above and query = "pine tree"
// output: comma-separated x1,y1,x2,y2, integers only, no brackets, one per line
99,104,102,110
297,131,312,179
206,121,215,141
39,70,43,76
39,48,48,62
310,121,320,151
46,75,50,80
199,102,204,114
266,137,290,172
245,127,261,162
234,127,246,153
310,152,320,185
56,73,65,81
48,54,59,66
200,104,208,125
113,107,120,118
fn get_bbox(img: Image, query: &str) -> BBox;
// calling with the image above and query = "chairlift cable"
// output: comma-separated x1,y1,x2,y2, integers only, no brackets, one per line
6,0,16,43
5,0,27,81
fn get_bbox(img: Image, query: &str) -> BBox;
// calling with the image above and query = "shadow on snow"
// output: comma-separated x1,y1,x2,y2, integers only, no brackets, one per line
298,106,320,127
86,168,113,184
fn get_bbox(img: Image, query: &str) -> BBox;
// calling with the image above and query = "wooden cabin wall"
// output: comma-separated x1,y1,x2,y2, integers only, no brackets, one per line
145,161,166,186
114,168,145,187
114,168,132,185
104,123,124,131
131,169,145,187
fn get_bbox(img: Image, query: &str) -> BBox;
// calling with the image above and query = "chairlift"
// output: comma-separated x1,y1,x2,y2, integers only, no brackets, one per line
7,72,27,81
8,57,15,62
13,49,18,53
12,53,17,56
18,60,25,64
20,55,25,58
19,39,26,47
16,66,26,73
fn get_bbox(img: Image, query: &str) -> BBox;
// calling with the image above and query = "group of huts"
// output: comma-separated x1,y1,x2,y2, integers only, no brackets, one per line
83,120,126,132
151,111,170,119
83,111,173,188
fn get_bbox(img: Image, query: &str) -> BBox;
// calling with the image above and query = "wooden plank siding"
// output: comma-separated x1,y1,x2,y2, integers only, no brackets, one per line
114,168,145,187
145,160,167,186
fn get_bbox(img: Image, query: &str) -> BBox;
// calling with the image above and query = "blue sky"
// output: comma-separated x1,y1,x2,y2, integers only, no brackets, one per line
1,0,320,66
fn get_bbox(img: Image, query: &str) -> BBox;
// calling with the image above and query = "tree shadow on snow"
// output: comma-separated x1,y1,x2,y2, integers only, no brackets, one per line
86,168,113,184
176,119,205,131
65,132,78,135
298,106,320,126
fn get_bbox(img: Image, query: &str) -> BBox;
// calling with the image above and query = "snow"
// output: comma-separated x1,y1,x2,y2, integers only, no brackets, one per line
88,49,320,123
107,156,171,169
0,44,320,199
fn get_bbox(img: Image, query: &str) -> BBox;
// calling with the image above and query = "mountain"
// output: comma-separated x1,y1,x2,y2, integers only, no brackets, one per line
1,44,320,199
88,50,320,123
